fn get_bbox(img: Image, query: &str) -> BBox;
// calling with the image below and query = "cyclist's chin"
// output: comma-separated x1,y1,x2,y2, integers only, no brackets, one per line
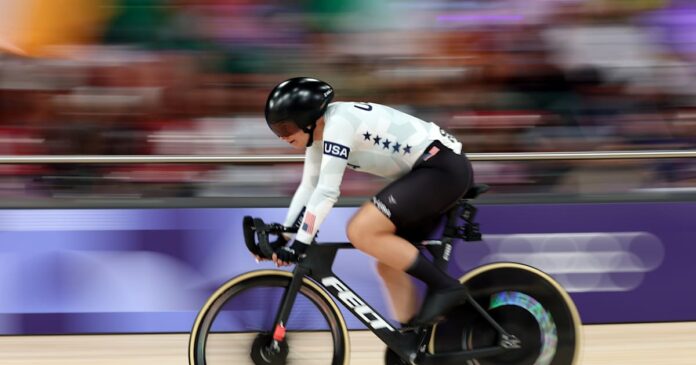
289,140,306,149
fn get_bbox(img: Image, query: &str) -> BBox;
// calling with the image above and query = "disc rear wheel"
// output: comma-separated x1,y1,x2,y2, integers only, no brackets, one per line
430,263,581,365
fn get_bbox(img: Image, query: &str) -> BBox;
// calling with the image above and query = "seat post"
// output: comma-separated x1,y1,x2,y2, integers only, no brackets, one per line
443,200,464,237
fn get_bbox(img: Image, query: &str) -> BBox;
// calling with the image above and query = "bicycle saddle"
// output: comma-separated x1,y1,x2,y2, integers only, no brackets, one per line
462,183,489,199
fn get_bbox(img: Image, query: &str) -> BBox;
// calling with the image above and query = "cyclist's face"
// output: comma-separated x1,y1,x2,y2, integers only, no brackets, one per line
276,117,324,149
280,129,309,149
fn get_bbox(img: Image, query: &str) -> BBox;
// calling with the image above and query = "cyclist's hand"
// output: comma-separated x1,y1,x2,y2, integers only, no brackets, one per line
273,240,308,267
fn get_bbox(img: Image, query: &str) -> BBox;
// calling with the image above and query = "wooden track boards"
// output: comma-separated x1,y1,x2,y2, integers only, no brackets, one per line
1,322,694,364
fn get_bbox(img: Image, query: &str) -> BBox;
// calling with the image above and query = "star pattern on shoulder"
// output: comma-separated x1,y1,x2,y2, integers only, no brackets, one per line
366,135,412,155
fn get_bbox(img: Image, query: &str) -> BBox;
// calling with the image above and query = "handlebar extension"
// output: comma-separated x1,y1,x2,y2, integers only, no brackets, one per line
242,216,297,260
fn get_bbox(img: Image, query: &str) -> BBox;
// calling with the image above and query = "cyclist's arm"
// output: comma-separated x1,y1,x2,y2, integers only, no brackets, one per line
294,116,354,244
283,143,321,230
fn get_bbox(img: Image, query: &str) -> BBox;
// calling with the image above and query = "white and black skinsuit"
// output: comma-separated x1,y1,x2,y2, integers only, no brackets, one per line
285,102,473,244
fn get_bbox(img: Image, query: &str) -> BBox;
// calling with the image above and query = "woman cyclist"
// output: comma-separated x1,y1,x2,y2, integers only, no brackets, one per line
264,77,474,326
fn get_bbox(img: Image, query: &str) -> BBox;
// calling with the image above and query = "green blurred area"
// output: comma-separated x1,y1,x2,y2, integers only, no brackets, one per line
0,0,694,200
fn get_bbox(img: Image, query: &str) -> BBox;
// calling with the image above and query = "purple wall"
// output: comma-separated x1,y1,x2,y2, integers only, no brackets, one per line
0,202,693,334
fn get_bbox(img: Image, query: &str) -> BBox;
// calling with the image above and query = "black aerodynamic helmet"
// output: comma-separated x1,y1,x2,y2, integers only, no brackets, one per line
265,77,334,145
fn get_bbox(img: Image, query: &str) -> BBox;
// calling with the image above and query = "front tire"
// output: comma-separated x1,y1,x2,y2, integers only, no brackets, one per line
189,270,350,365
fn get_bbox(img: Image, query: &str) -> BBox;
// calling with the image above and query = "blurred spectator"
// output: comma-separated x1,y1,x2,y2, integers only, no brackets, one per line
0,0,694,199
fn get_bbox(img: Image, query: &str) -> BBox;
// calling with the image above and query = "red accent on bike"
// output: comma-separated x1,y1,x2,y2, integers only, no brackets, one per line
273,323,286,341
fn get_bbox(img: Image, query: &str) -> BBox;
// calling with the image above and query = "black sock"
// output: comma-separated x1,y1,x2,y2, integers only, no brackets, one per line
405,254,459,290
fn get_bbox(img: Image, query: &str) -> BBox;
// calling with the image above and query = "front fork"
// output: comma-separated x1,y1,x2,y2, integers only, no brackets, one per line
269,265,310,350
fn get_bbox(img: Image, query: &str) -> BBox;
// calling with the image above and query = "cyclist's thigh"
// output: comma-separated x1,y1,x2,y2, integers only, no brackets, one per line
374,163,468,231
347,201,397,237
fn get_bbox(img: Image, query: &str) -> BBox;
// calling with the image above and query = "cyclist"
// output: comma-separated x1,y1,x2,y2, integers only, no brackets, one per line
264,77,474,326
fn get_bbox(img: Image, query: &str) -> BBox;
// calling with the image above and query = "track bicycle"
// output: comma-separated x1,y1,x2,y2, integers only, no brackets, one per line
189,184,582,365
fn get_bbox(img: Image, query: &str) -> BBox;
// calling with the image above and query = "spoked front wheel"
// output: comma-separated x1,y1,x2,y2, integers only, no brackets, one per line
430,263,581,365
189,270,350,365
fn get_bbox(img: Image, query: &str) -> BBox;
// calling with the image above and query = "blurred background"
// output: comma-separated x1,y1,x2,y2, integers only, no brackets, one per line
0,0,695,201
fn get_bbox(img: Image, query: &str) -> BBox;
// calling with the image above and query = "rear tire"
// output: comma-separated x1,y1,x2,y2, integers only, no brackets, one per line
429,263,581,365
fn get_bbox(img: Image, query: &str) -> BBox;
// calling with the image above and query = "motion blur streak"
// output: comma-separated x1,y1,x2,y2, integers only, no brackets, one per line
0,0,693,199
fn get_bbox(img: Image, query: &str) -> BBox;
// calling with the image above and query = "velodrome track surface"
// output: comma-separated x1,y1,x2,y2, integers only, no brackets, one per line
1,322,694,364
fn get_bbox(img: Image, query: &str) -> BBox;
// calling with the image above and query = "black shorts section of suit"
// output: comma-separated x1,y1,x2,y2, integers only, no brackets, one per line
371,140,474,242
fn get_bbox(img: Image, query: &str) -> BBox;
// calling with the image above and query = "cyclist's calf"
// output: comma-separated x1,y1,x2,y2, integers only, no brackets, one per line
375,262,420,323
